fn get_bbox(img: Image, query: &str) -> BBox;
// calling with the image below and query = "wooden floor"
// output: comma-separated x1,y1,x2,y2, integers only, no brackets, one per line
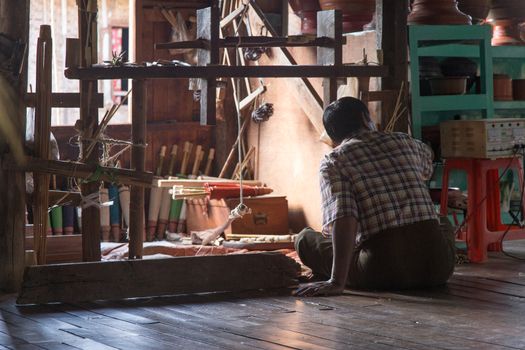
1,242,525,350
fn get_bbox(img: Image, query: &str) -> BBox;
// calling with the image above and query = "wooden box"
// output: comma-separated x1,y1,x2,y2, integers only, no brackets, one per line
186,196,289,236
440,118,525,159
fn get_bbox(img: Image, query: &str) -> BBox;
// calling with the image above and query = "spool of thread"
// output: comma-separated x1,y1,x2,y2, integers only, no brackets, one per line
168,199,183,233
147,187,163,241
75,207,81,233
108,184,121,242
50,206,63,235
100,187,110,242
176,201,187,234
119,185,130,235
62,205,75,235
157,190,171,239
47,212,52,236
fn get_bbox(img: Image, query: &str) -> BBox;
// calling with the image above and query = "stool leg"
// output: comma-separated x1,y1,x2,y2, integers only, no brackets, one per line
468,160,488,263
440,160,450,217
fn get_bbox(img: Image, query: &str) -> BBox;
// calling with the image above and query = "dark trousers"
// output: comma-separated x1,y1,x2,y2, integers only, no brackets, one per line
294,218,456,290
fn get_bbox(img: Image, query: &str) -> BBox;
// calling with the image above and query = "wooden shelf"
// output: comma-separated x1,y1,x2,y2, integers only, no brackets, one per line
492,46,525,58
65,64,388,80
417,44,481,58
155,36,344,50
419,94,490,112
494,101,525,109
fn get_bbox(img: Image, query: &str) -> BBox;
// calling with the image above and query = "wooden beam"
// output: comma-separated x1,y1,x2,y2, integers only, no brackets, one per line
33,25,53,265
156,178,262,188
377,0,409,132
220,4,246,28
197,5,220,126
25,234,82,264
16,252,301,305
239,84,266,111
155,36,344,50
129,79,147,259
142,0,210,9
65,65,389,80
24,92,104,108
78,0,101,262
317,10,343,108
7,157,154,187
0,0,29,292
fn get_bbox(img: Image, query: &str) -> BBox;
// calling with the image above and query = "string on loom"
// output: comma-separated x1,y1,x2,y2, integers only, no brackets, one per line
231,1,251,218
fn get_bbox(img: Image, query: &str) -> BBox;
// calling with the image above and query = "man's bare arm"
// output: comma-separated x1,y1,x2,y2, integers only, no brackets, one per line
294,216,358,297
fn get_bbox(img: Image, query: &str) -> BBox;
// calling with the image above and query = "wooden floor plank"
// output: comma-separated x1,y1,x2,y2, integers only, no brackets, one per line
2,246,525,350
88,306,287,350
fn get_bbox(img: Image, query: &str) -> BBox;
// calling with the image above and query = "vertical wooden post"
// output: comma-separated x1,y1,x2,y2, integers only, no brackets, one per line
78,0,101,261
197,3,220,125
129,79,146,259
317,10,343,108
0,0,29,292
377,0,409,132
33,25,53,265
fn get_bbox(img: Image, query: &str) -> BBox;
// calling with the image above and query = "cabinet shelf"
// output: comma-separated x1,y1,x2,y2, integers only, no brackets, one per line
494,101,525,110
492,46,525,58
419,95,489,112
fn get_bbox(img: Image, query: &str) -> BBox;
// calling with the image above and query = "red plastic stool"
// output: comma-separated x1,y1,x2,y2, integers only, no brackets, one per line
440,157,525,263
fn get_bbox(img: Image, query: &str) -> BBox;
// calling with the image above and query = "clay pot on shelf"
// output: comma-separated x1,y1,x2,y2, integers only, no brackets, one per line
512,79,525,100
440,57,478,92
488,0,525,45
318,0,376,33
490,19,525,46
493,74,513,101
408,0,472,25
457,0,491,24
488,0,525,21
289,0,321,35
429,76,468,95
419,57,442,96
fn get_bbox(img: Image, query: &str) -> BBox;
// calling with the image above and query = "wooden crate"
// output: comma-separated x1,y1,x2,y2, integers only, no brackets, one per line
186,196,289,236
440,119,525,159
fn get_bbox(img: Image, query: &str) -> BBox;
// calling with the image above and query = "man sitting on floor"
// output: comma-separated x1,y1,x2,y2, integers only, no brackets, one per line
295,97,455,297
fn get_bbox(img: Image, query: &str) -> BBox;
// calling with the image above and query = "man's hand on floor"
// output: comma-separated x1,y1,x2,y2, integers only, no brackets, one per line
294,280,345,297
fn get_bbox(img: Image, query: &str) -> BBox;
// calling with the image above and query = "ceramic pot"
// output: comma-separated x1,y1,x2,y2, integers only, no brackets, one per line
429,77,468,95
488,0,525,21
319,0,376,33
512,79,525,100
408,0,472,25
491,19,525,46
488,0,525,45
289,0,321,35
457,0,491,23
419,57,442,96
493,74,513,101
440,57,477,77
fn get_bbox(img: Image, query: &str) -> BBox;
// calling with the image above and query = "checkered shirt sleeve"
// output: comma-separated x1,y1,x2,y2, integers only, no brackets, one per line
411,138,434,180
319,156,358,235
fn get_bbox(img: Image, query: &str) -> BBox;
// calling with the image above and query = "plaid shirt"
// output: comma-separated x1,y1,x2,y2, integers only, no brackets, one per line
320,130,437,243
